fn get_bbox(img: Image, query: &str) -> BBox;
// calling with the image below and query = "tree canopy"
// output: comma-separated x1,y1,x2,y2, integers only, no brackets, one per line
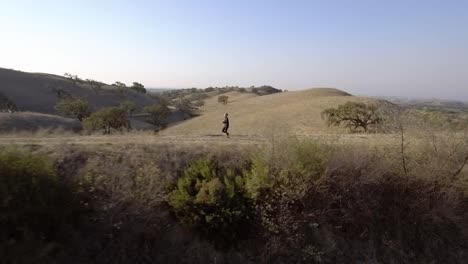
55,97,91,121
130,82,146,93
83,107,129,134
321,102,382,132
120,101,137,115
144,104,171,128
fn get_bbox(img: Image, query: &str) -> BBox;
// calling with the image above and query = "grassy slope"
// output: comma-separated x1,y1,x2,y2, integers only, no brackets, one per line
0,68,155,114
163,88,381,136
0,112,81,132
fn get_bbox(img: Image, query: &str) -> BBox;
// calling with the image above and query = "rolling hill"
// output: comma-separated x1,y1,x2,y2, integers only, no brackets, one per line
162,88,382,136
0,68,156,114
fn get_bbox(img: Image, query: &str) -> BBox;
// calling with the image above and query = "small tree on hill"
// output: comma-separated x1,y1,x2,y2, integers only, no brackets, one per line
144,104,171,128
113,81,128,96
86,79,103,94
55,97,91,121
175,98,194,115
64,73,80,86
83,107,129,134
321,102,382,132
120,101,137,115
130,82,146,93
0,93,17,112
218,95,229,105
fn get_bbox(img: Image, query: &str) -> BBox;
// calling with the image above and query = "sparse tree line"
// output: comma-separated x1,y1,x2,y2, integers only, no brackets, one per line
63,73,147,94
54,96,172,134
148,85,282,113
159,85,282,101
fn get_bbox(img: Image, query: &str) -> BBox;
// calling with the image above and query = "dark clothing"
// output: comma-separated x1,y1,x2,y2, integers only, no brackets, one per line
222,117,229,135
223,117,229,128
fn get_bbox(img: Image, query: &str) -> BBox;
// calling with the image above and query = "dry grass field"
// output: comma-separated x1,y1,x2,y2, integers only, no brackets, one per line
1,83,467,263
162,88,382,136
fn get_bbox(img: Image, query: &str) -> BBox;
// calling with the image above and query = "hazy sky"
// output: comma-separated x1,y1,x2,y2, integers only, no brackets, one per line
1,0,467,100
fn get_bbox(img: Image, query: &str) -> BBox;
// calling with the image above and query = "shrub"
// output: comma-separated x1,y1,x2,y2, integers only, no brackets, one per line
120,100,137,115
55,97,91,121
169,159,252,244
83,106,129,134
218,95,229,105
0,93,17,112
238,138,327,205
144,104,171,128
174,98,194,115
0,148,86,263
322,101,382,132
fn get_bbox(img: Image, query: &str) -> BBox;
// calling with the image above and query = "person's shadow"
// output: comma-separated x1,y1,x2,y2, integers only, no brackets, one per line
205,134,226,137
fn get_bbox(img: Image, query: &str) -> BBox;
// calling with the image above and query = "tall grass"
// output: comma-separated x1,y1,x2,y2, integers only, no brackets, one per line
1,130,467,263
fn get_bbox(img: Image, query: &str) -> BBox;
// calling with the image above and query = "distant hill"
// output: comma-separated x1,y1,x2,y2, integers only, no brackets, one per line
0,68,156,114
158,85,283,102
162,88,382,136
147,88,175,94
378,96,468,110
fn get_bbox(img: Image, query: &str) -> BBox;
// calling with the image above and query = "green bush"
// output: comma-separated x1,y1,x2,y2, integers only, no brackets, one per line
120,100,137,115
83,106,129,134
55,97,91,121
144,104,171,128
169,159,252,243
245,138,325,200
0,148,86,262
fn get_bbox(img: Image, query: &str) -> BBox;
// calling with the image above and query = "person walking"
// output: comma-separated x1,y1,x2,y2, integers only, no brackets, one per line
222,113,229,138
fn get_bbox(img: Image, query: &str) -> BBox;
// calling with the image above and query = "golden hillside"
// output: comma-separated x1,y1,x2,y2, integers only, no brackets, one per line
163,88,380,136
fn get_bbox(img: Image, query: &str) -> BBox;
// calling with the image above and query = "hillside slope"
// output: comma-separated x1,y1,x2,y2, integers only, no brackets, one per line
0,68,155,114
163,88,381,136
0,112,81,132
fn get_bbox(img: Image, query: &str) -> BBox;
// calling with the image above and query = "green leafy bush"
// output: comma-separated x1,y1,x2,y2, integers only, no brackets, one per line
144,104,171,128
169,159,252,243
120,100,137,115
245,138,325,199
0,148,86,262
55,97,91,121
83,106,129,134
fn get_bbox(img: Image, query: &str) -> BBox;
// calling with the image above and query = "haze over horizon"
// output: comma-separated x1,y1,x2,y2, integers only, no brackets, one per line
1,0,467,100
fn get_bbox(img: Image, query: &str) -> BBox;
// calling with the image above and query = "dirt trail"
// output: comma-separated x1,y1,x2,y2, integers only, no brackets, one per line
0,133,401,148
